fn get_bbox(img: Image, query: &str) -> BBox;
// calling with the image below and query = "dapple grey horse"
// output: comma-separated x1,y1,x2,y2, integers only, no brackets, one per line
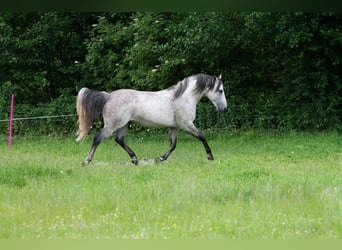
76,73,227,165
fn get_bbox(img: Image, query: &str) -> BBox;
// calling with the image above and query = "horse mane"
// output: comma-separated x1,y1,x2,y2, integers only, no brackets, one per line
172,79,189,99
169,74,216,99
193,74,216,95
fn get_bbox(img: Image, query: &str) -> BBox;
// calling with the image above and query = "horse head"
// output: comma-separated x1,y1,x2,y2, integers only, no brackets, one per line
206,74,227,112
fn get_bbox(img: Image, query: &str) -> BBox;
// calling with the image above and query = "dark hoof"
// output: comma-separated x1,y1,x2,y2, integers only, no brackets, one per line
82,158,91,166
131,156,138,165
207,154,214,160
155,157,164,163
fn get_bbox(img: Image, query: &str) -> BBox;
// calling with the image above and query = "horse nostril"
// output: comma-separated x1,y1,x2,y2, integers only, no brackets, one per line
218,106,227,112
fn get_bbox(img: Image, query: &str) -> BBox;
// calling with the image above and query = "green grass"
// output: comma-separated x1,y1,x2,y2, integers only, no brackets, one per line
0,130,341,239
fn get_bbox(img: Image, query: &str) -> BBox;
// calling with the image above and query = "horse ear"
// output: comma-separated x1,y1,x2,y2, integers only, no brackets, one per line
218,74,222,79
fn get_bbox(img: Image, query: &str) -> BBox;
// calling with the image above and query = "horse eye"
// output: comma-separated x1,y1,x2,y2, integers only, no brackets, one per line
218,90,223,94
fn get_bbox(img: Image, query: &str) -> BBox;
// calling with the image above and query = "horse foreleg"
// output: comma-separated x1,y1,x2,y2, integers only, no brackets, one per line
84,126,113,165
181,123,214,160
115,126,138,165
197,132,214,160
158,128,177,162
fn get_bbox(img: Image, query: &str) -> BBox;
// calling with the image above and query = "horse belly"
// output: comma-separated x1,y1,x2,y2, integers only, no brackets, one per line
133,102,175,128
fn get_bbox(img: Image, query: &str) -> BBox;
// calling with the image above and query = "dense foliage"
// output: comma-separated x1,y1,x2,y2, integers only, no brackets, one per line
0,12,341,135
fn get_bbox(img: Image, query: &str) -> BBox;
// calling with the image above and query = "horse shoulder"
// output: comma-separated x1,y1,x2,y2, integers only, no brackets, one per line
173,98,197,124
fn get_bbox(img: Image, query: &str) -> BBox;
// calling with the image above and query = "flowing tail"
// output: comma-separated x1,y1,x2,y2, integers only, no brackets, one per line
76,87,110,142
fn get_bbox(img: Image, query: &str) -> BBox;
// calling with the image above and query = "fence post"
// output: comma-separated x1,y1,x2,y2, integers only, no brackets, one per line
8,93,14,151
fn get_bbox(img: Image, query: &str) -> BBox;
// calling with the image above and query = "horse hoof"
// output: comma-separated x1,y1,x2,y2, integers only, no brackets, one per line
207,154,214,160
82,158,91,166
131,157,138,165
155,157,164,163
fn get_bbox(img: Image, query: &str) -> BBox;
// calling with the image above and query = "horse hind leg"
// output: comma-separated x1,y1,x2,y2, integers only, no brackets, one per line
115,125,138,165
158,128,177,162
83,126,113,165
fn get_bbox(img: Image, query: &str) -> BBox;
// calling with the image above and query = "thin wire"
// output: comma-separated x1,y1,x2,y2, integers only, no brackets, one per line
0,114,78,122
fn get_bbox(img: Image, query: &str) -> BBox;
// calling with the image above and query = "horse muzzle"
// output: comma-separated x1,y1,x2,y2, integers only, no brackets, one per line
217,106,227,112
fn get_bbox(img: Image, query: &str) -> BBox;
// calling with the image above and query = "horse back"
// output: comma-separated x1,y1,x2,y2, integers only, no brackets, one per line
107,89,177,128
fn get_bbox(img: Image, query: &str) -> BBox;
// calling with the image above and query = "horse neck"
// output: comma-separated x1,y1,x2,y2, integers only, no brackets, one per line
182,83,206,106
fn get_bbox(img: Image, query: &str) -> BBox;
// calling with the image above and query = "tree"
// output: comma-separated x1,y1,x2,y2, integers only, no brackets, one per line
1,12,341,135
1,12,96,104
84,12,240,91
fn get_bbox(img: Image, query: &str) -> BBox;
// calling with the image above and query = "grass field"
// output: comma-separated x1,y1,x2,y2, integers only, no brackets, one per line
0,130,341,239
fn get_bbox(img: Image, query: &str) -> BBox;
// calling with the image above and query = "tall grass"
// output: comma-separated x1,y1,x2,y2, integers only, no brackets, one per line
0,130,341,239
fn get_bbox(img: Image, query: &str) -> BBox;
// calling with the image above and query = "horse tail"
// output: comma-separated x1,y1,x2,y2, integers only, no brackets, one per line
76,87,110,142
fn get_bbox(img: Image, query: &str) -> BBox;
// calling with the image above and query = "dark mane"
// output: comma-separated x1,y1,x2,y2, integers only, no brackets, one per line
168,74,220,99
171,79,189,99
193,74,216,95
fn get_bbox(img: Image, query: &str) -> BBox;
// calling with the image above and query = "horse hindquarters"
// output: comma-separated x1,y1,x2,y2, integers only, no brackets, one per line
76,88,110,142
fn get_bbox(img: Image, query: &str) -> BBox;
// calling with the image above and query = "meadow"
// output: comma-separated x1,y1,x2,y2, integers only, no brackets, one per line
0,130,341,239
